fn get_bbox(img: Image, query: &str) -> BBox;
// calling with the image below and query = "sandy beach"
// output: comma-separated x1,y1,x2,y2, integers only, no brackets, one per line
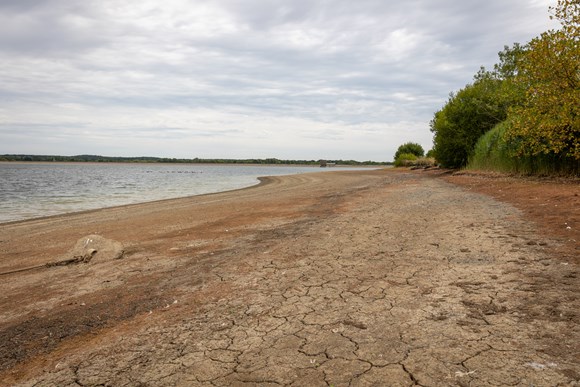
0,168,578,386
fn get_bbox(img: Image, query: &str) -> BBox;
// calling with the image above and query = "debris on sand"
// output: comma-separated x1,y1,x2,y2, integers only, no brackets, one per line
52,234,125,266
525,362,558,371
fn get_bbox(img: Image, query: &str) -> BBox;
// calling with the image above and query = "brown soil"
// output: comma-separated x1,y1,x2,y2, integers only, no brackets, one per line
0,169,578,386
445,171,579,265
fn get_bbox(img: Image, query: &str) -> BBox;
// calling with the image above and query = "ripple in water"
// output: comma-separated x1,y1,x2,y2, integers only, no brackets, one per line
0,163,370,223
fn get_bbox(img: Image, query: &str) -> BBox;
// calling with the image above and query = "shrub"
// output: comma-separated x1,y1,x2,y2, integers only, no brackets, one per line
413,157,437,167
394,143,424,162
394,153,418,167
468,121,579,175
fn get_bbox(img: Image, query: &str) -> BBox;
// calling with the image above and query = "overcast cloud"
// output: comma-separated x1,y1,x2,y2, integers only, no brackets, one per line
0,0,558,161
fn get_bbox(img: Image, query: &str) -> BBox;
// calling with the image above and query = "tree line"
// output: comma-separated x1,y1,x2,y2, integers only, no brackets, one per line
0,154,388,166
429,0,578,174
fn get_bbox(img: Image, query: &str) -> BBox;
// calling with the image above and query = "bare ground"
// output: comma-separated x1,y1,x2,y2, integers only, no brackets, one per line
0,169,578,386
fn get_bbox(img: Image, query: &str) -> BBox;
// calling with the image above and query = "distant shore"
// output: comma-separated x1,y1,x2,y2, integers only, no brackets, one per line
0,154,389,166
0,160,382,168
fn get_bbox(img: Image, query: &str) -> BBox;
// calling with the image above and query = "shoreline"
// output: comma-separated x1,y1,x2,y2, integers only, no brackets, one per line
0,165,382,225
0,160,386,167
0,169,578,385
0,175,267,227
0,172,299,227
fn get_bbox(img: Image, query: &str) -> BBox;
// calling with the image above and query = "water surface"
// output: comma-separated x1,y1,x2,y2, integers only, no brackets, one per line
0,163,370,223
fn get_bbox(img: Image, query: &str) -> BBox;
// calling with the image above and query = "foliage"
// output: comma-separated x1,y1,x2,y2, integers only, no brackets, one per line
393,142,424,161
469,121,579,175
430,0,579,174
551,0,580,33
413,157,437,167
430,74,509,168
394,153,418,167
493,43,526,79
504,0,580,160
425,149,435,159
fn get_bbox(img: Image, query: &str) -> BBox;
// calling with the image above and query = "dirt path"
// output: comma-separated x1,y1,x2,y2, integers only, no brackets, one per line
0,169,578,386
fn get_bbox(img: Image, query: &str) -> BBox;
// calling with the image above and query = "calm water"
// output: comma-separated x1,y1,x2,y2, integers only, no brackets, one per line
0,163,369,223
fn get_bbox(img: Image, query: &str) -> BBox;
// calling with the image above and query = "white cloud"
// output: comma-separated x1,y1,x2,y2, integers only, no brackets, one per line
0,0,560,161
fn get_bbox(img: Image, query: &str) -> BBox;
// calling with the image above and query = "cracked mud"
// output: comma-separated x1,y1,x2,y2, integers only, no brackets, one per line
0,169,578,386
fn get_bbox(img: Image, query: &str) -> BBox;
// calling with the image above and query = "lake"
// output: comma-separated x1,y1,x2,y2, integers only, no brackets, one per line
0,163,373,223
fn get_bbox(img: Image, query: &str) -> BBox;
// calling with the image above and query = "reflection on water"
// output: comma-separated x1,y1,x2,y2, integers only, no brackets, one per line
0,163,365,223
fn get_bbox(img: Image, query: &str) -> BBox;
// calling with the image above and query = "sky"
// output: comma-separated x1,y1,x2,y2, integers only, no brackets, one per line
0,0,559,161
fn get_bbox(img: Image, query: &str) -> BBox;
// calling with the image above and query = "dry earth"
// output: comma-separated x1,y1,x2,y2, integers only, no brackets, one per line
0,169,578,386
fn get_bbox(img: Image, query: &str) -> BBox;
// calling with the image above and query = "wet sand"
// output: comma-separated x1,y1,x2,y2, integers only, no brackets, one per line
0,169,578,386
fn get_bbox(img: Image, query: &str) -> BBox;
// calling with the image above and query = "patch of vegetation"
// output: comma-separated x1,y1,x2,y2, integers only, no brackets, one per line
394,142,424,161
429,65,516,169
468,121,579,175
394,153,418,167
413,157,437,168
429,0,579,176
506,0,579,161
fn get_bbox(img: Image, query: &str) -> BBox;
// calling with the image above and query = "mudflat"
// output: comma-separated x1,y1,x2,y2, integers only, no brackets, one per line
0,169,578,386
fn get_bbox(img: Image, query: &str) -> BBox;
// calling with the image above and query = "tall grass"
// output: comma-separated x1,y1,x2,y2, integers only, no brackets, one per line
468,121,579,176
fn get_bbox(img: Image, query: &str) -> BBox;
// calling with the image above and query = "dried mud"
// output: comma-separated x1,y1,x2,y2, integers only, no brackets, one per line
0,169,578,386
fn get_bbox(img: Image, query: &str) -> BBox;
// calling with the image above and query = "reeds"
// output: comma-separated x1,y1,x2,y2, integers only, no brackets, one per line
468,122,579,176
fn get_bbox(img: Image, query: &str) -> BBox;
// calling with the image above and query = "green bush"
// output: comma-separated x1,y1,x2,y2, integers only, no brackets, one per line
430,74,510,169
394,153,418,167
394,143,424,162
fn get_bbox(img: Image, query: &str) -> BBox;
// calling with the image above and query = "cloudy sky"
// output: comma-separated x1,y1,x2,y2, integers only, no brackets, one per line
0,0,558,161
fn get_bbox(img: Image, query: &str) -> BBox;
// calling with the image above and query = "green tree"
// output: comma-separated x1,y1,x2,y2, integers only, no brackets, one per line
429,42,527,169
393,142,424,161
505,0,580,160
430,74,509,168
493,43,526,79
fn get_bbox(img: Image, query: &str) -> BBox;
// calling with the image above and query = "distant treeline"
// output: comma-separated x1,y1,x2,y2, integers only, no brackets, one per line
0,154,389,166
